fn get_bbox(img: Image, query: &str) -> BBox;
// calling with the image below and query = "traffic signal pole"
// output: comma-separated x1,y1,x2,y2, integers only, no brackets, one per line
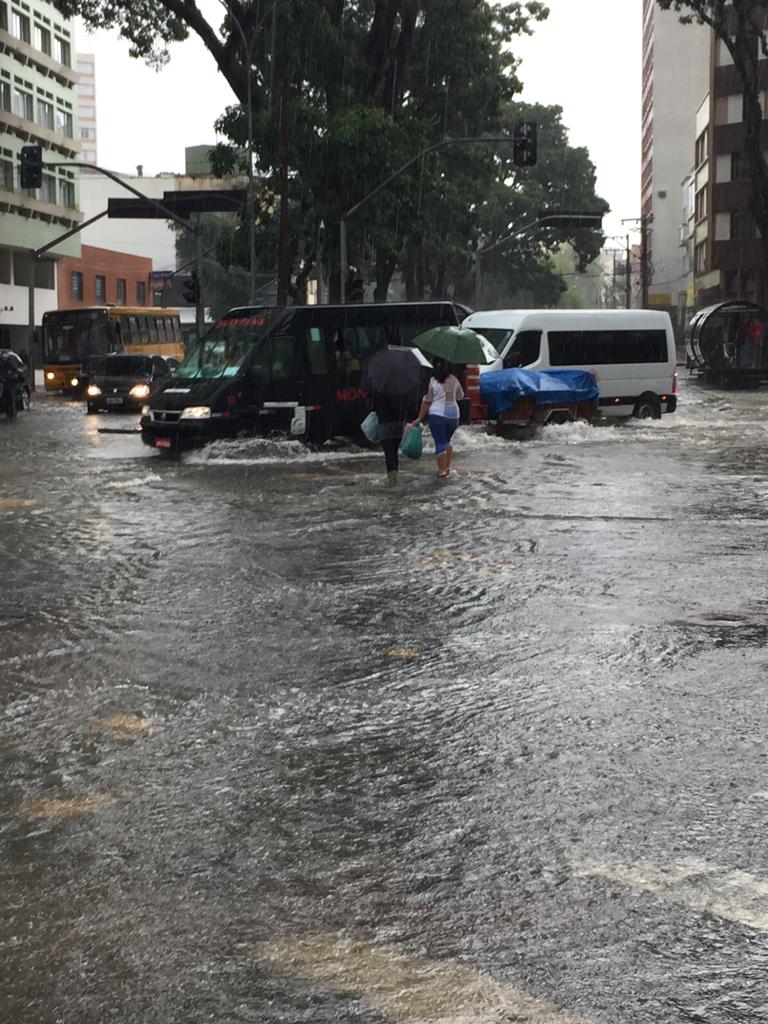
27,161,199,392
339,134,519,302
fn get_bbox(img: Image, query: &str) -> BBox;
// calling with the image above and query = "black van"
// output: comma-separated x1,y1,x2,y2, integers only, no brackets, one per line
140,301,468,452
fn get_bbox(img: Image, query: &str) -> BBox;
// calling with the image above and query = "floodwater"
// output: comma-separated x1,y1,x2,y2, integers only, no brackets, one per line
1,379,768,1023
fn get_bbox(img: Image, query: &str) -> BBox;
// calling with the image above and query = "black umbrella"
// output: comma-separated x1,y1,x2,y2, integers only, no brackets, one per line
362,345,433,400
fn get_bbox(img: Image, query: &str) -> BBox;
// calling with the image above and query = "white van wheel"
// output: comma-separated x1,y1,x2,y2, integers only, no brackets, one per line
633,394,661,419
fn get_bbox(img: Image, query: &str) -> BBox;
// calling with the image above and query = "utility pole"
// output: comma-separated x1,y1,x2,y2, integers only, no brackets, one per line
277,89,290,305
640,215,650,309
626,234,631,309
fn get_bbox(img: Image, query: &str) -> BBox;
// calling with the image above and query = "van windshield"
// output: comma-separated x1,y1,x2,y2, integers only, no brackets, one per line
175,320,272,380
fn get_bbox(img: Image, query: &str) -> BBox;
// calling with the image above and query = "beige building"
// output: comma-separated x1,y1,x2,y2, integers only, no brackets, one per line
641,0,709,324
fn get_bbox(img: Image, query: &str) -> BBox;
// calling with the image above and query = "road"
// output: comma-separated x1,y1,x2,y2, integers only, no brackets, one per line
1,379,767,1023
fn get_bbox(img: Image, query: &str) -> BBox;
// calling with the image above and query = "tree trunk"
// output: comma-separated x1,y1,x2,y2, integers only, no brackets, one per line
374,251,396,301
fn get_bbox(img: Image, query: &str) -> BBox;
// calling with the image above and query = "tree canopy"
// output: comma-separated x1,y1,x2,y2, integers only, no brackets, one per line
60,0,608,304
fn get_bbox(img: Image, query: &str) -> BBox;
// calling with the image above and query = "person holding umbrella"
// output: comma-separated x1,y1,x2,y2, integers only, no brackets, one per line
408,325,500,478
410,360,464,478
362,346,432,486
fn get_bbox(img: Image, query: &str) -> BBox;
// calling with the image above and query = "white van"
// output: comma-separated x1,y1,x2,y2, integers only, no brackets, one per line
463,308,678,418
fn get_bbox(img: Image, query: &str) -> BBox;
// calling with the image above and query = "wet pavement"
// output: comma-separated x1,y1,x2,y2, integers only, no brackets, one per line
1,378,768,1023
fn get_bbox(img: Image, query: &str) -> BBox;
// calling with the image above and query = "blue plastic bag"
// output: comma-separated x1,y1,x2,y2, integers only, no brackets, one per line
360,411,380,443
399,423,423,459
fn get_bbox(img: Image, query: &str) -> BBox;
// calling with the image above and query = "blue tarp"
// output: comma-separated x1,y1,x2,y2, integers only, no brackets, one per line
480,368,599,419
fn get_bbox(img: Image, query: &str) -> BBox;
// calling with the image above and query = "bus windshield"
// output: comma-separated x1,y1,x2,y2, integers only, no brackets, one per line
44,312,118,362
175,323,271,380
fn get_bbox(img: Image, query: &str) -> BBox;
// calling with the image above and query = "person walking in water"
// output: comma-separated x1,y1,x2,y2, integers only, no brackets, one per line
371,391,409,486
410,361,464,478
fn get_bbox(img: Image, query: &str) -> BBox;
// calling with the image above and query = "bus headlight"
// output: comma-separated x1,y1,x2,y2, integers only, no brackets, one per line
180,406,211,420
129,383,150,398
70,377,79,388
86,385,102,397
46,371,55,381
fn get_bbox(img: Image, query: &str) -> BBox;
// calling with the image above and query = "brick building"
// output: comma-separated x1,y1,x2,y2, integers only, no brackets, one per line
694,27,768,307
56,244,152,308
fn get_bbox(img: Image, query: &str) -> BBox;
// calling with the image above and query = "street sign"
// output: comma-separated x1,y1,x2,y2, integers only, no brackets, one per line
150,270,175,281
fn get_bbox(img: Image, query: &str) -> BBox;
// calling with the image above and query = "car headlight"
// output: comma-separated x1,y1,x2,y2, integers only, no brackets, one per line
46,371,55,380
87,385,102,397
180,406,211,419
70,377,79,388
129,383,150,398
141,404,151,417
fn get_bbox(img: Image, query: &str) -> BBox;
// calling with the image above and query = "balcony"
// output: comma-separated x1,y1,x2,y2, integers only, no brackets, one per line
0,29,78,88
712,238,765,271
0,109,81,159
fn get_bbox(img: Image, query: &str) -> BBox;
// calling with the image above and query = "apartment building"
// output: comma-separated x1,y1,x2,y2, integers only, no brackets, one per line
692,30,768,307
76,51,97,166
0,0,81,354
641,0,709,323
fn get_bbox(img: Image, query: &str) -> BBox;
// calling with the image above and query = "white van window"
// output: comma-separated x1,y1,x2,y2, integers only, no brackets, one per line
504,330,541,368
548,330,668,366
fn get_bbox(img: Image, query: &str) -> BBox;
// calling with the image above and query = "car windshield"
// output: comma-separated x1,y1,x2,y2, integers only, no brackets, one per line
95,356,152,377
174,315,275,380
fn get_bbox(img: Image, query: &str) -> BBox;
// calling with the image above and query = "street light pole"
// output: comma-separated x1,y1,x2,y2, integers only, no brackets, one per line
217,0,257,306
340,135,516,303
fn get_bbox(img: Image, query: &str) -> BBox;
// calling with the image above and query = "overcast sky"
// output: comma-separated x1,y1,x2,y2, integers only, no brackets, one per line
77,0,641,240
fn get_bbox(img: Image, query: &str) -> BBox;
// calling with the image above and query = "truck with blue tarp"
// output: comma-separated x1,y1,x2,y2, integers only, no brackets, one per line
478,367,599,434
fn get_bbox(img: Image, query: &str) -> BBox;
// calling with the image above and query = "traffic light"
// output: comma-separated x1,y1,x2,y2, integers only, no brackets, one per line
346,266,364,304
513,121,537,167
20,145,43,189
182,270,200,305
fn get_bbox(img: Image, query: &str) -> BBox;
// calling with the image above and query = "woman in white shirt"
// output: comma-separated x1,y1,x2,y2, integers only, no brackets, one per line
411,362,464,477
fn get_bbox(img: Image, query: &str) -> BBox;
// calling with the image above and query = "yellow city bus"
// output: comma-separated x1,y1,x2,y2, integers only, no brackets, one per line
42,306,185,392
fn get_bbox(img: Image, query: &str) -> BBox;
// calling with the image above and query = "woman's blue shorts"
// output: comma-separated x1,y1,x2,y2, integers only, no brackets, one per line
428,413,460,455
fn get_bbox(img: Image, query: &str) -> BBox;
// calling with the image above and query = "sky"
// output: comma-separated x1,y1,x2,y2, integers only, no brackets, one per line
77,0,641,241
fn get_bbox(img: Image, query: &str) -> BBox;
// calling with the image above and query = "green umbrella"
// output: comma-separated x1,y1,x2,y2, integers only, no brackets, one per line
411,325,500,366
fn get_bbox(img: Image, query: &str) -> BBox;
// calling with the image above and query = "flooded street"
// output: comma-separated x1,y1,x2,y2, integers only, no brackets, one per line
2,378,768,1023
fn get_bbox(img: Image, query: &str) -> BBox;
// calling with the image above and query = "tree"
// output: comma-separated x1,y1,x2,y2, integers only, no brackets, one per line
658,1,768,294
57,0,549,299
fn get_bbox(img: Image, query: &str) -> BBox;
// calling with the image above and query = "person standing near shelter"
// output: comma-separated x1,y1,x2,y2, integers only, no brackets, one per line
411,361,464,478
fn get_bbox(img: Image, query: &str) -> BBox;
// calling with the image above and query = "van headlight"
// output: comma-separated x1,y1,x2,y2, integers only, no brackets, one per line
180,406,211,419
70,377,79,388
86,385,102,397
129,383,150,398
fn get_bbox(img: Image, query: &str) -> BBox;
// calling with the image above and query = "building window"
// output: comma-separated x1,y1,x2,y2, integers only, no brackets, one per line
11,9,30,42
81,149,96,162
0,3,7,31
78,82,94,97
12,85,33,120
732,211,758,239
0,79,10,113
95,275,106,302
53,36,71,66
40,173,56,203
695,187,708,222
37,98,54,130
55,108,73,137
116,279,126,305
59,178,75,207
695,130,708,167
79,126,95,140
78,104,95,119
732,152,750,180
695,242,708,275
34,23,51,54
136,281,146,305
71,271,83,299
77,59,94,74
0,157,13,191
